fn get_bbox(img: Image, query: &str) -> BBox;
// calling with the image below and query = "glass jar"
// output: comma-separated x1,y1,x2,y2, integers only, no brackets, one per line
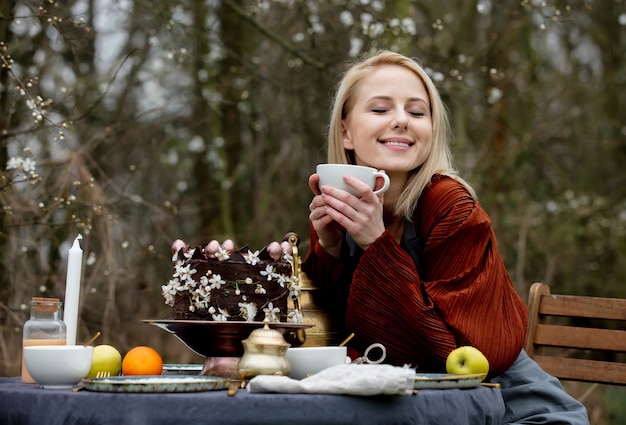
21,297,67,383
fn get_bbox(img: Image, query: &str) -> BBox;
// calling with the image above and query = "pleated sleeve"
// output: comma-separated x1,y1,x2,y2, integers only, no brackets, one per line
303,176,528,376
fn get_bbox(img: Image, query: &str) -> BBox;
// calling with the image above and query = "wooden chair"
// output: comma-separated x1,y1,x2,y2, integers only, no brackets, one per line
525,282,626,386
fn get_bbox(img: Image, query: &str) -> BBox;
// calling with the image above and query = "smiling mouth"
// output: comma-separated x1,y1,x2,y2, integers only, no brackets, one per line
380,140,413,148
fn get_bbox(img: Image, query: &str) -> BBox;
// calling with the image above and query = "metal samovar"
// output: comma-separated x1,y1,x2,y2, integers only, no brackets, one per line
285,233,338,347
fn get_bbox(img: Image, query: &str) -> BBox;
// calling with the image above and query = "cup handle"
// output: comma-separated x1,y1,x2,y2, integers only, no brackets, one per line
372,172,390,195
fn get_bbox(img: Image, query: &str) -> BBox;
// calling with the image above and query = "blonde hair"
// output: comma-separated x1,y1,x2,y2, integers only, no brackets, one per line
327,50,475,220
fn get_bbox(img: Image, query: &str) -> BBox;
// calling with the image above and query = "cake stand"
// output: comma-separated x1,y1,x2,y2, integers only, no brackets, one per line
143,320,313,378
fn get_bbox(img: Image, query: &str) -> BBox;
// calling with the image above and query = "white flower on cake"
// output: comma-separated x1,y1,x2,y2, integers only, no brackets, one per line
243,250,260,265
173,263,197,282
238,302,258,322
276,273,290,288
211,307,230,321
166,279,179,291
161,281,177,306
183,248,195,259
289,280,301,298
209,273,225,289
193,296,210,310
260,265,275,281
282,252,293,263
288,309,303,324
263,302,281,322
245,277,253,284
195,277,209,292
216,247,230,261
255,284,266,294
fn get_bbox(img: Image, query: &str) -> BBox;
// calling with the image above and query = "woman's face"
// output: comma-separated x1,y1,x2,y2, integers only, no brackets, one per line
342,65,433,176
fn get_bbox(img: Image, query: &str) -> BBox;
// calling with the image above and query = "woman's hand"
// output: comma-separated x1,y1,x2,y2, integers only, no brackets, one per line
309,173,385,254
308,174,346,258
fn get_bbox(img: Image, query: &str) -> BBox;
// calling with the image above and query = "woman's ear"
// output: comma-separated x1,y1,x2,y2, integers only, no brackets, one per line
342,120,354,150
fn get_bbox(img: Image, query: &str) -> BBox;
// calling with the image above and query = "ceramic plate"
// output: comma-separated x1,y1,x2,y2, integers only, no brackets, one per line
413,373,485,390
162,364,204,375
81,375,229,393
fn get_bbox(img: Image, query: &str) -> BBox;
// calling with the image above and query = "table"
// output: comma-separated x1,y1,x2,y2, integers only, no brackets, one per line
0,377,504,425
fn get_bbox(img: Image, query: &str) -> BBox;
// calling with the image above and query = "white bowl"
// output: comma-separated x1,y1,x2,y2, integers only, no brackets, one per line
23,345,93,389
285,346,348,380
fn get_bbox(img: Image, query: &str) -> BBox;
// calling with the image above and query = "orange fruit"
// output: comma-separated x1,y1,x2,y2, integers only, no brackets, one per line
121,346,163,376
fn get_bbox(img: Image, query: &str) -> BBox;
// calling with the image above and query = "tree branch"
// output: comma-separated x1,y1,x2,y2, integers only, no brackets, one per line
221,0,328,72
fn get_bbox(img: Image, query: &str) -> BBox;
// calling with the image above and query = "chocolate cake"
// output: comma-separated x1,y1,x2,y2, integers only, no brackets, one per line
162,244,302,323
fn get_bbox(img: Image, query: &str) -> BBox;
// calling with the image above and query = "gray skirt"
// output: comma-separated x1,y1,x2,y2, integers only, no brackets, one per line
491,350,590,424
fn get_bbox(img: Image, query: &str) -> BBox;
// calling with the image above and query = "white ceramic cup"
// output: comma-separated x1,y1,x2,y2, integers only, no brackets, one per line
316,164,390,196
285,346,349,380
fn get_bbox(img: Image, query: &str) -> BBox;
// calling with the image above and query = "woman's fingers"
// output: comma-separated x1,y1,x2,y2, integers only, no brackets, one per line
318,178,385,249
309,173,322,195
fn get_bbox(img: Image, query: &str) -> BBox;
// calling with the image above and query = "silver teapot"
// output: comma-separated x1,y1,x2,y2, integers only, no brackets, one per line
237,318,291,379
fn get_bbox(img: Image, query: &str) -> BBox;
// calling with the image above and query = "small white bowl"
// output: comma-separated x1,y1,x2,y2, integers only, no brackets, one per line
285,346,348,380
23,345,93,389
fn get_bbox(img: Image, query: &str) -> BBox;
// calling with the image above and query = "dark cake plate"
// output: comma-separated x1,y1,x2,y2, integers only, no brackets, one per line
144,320,313,378
144,319,313,357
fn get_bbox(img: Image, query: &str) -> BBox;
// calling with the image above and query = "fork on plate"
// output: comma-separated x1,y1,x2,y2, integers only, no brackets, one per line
72,370,111,392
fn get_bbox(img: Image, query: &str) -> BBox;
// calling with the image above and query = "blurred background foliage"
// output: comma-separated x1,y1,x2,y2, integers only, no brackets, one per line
1,0,625,420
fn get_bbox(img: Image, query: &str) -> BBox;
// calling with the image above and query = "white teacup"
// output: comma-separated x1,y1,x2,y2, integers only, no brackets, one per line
316,164,390,196
285,346,349,380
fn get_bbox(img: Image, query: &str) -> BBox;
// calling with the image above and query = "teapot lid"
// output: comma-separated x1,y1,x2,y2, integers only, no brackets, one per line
244,317,290,347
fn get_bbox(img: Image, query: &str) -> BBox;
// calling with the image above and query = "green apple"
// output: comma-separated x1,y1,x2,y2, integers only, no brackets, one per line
86,344,122,378
445,346,489,379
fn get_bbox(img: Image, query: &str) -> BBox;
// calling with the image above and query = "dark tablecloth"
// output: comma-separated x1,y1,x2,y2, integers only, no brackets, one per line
0,377,504,425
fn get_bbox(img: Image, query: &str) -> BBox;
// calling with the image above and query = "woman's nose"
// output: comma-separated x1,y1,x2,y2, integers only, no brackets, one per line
392,111,408,130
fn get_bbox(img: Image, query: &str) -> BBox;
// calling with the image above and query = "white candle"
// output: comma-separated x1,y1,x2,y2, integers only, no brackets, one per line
63,234,83,345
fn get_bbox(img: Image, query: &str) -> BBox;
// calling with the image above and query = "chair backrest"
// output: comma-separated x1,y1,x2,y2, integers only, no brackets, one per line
525,282,626,386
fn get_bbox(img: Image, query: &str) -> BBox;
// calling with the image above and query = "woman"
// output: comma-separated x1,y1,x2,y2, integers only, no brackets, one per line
301,50,589,424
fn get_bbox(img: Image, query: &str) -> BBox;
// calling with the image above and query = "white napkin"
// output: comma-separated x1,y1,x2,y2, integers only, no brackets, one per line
247,364,416,396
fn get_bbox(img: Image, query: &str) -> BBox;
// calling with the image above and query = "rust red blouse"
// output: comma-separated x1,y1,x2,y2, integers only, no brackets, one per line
301,175,528,376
